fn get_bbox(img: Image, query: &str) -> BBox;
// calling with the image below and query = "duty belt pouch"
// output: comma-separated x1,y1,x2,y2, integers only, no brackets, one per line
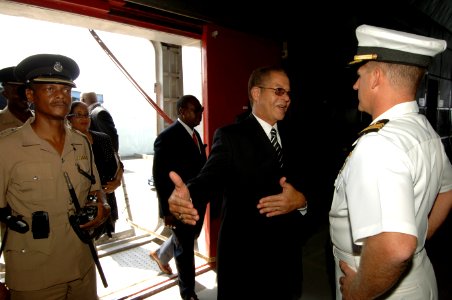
31,211,50,239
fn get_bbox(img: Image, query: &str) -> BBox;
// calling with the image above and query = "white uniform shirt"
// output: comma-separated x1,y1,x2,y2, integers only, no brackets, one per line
330,101,452,255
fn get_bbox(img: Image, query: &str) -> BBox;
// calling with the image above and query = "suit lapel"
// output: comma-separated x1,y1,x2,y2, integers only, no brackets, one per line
193,129,207,160
246,115,278,159
175,121,206,160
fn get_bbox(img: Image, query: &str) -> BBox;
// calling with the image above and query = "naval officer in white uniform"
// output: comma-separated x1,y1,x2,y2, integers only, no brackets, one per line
329,24,452,300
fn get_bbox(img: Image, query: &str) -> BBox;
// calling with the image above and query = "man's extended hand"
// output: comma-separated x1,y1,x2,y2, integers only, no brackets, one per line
168,171,199,225
257,177,306,217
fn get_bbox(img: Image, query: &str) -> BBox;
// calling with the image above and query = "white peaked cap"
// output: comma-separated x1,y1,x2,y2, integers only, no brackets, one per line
349,24,447,67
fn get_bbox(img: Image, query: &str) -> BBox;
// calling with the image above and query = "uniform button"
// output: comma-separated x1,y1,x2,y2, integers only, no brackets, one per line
33,176,38,180
21,249,26,253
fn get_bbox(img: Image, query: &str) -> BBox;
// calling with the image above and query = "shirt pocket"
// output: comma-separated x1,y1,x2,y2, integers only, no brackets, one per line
12,162,55,204
331,172,347,213
334,172,344,192
5,229,54,272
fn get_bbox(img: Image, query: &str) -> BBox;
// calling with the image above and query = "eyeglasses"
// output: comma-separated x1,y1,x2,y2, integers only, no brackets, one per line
67,113,90,119
258,87,290,97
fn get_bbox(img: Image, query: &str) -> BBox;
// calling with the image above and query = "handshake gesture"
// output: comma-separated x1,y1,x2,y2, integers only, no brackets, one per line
168,171,307,224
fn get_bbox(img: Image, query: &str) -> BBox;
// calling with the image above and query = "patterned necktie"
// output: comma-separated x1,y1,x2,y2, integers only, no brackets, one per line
270,128,283,168
192,131,200,152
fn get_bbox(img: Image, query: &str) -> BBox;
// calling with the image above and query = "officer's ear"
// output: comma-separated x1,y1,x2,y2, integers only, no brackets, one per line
25,86,34,103
178,106,187,118
251,86,261,102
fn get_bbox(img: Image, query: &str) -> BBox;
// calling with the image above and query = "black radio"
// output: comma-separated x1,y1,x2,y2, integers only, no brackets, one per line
72,204,98,226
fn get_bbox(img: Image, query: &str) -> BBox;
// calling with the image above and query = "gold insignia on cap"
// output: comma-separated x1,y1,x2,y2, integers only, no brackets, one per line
349,54,379,65
358,119,389,137
53,61,63,73
354,54,378,61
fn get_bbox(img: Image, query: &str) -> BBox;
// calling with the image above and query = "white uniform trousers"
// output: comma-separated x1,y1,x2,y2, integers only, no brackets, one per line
333,246,438,300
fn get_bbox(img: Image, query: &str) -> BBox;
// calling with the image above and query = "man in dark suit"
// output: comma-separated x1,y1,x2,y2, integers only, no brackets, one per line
81,92,119,152
168,66,309,300
151,95,207,300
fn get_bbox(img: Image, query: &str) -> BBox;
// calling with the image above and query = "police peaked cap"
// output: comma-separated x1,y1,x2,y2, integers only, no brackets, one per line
349,24,447,68
15,54,80,88
0,66,23,85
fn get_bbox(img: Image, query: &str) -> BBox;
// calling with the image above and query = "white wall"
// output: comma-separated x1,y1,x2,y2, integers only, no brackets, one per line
0,12,202,157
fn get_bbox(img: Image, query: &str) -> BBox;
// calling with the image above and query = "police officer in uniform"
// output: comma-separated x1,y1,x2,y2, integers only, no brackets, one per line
329,25,452,299
0,54,110,300
0,66,34,132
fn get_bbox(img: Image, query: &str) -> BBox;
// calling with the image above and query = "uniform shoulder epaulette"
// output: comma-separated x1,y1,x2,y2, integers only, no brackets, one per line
69,127,86,137
69,127,81,134
0,127,19,137
358,119,389,137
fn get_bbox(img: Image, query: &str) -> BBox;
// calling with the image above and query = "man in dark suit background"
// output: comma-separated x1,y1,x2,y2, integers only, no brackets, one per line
151,95,207,300
81,91,119,152
168,66,309,300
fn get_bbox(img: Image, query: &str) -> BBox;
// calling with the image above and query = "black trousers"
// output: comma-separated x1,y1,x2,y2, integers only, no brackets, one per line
172,223,200,298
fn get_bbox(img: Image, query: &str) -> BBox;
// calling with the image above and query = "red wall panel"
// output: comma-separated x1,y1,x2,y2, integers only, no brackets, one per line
202,24,282,147
201,23,282,258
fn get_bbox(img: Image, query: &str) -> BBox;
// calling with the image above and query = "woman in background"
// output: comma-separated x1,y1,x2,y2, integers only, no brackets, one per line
67,101,123,238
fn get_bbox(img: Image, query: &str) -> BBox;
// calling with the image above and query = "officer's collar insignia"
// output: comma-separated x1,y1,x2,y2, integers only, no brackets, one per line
53,61,63,72
358,119,389,137
76,154,88,160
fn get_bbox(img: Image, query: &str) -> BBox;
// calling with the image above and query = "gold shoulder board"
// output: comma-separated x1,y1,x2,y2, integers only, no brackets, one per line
358,119,389,137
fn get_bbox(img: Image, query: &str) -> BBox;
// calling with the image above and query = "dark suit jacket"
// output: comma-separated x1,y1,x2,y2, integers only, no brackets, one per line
91,130,120,229
188,114,308,300
152,120,207,233
91,131,118,185
89,104,119,152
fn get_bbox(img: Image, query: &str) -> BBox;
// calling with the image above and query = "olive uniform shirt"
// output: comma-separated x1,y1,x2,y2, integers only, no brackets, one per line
0,107,26,132
0,118,101,291
0,108,31,245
